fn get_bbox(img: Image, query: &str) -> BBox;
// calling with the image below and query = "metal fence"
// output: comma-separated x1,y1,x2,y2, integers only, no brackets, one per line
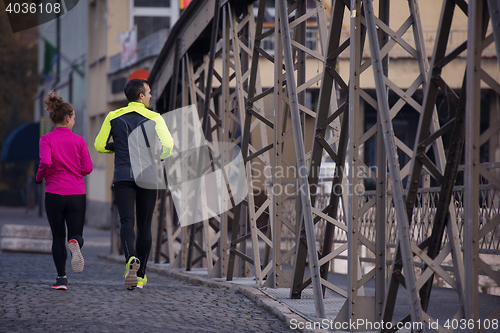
280,182,500,270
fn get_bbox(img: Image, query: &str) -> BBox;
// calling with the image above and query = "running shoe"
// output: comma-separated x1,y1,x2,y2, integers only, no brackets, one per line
52,277,68,290
123,256,140,290
68,239,84,273
137,275,147,289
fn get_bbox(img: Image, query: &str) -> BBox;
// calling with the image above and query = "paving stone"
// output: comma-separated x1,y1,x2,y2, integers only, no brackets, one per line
0,251,294,332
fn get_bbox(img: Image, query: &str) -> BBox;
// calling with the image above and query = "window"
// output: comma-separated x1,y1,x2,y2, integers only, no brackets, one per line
134,16,170,42
134,0,170,7
130,0,178,43
253,0,275,8
306,28,317,52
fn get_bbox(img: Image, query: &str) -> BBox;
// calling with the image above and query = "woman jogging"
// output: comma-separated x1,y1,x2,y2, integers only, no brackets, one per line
36,91,93,290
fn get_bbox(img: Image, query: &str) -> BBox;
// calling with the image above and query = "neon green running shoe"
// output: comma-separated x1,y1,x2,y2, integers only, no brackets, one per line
123,256,140,290
137,275,147,289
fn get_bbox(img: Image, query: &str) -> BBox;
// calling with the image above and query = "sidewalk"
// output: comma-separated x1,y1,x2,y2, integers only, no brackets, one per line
0,206,299,333
3,206,500,332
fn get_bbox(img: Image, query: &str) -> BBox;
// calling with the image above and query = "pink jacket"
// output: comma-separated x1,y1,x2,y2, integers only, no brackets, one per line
36,127,93,195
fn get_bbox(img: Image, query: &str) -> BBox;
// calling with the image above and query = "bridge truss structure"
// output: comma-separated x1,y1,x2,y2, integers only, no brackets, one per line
143,0,500,330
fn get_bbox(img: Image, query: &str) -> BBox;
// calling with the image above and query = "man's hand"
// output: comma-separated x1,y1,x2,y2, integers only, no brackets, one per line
105,142,115,151
155,149,164,161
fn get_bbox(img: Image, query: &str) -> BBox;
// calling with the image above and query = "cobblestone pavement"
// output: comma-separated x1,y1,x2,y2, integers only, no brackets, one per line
0,251,295,333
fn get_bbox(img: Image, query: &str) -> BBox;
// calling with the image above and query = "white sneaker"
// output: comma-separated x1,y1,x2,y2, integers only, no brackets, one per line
68,239,84,273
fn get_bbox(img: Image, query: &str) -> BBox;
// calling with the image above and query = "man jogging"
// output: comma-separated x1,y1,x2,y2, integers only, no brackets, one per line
95,79,173,290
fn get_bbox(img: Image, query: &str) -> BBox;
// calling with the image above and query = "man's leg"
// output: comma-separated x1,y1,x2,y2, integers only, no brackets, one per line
113,181,137,261
135,185,157,277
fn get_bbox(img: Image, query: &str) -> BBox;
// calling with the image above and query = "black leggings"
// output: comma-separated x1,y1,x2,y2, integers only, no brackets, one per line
113,181,157,277
45,193,86,277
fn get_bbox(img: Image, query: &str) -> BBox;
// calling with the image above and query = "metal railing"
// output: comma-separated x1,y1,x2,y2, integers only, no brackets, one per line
280,182,500,263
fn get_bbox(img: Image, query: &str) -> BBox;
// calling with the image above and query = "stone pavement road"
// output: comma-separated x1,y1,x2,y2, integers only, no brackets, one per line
0,251,295,333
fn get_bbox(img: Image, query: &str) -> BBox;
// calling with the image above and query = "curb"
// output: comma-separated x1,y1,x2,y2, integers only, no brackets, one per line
0,224,52,254
98,254,322,333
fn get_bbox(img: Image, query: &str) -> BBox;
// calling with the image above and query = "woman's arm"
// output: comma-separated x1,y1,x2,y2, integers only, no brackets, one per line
35,136,52,183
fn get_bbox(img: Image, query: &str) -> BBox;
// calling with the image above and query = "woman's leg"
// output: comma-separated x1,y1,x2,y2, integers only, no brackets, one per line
45,193,67,277
65,194,86,247
65,194,86,273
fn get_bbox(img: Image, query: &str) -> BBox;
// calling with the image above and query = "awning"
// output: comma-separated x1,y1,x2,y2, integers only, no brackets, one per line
1,122,40,162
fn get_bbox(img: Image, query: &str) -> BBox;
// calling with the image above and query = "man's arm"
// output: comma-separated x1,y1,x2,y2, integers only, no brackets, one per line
94,112,115,154
153,115,174,160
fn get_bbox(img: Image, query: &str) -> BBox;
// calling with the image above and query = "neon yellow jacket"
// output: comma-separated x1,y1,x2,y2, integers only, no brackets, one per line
95,102,174,182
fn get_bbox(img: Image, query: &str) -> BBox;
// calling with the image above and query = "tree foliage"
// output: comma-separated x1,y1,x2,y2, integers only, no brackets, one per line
0,2,39,195
0,3,38,150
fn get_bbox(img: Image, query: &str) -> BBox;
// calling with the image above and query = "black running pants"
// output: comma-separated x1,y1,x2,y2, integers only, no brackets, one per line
45,193,86,277
113,181,157,277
